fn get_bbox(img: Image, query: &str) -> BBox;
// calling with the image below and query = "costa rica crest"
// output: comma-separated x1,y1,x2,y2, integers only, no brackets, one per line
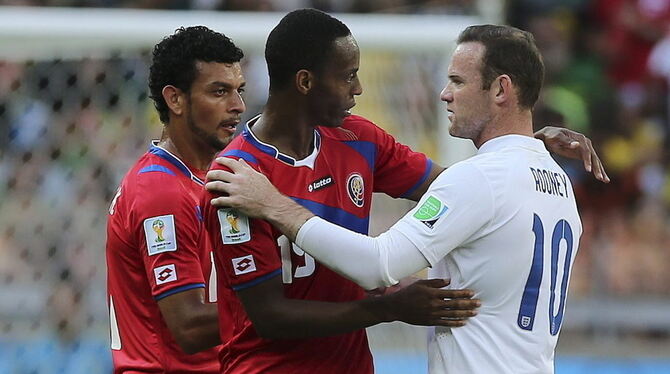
346,173,365,207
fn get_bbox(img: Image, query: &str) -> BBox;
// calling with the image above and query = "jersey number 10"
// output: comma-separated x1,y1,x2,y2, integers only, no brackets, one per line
517,214,574,336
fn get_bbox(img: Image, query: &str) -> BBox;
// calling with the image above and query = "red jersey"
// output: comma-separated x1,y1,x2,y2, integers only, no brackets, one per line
202,115,432,374
106,143,220,373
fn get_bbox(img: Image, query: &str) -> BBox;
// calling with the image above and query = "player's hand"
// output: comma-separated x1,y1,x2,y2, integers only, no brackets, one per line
384,278,479,328
205,157,282,219
368,276,421,297
534,126,610,183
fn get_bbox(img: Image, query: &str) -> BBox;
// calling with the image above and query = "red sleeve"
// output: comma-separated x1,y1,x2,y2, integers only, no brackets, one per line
203,156,282,291
360,118,432,198
132,173,207,300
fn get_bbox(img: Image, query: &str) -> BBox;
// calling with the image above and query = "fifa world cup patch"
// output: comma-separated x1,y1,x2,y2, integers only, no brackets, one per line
346,173,365,207
154,264,177,285
217,208,251,244
413,195,449,229
232,255,257,275
143,214,177,255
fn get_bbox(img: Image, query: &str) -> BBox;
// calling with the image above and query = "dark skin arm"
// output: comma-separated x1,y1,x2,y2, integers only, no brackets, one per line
238,275,479,340
404,126,610,201
157,288,220,354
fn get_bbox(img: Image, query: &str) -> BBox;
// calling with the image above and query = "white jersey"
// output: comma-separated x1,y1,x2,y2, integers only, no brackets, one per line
394,135,582,374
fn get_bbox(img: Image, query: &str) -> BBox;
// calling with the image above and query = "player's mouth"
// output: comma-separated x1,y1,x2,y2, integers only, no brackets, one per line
219,119,240,134
343,104,356,117
447,109,454,121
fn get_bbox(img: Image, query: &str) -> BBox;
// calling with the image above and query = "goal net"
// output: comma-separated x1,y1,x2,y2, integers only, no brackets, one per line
0,6,480,373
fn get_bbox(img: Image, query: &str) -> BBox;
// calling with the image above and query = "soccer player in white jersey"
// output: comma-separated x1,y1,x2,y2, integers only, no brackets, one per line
206,25,590,374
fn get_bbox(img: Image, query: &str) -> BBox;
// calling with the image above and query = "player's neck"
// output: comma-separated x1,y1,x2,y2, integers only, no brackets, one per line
252,99,316,160
475,109,534,148
158,127,216,172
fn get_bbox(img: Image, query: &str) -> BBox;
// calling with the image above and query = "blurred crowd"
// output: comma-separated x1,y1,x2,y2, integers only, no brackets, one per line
0,0,669,371
1,0,478,14
510,0,670,297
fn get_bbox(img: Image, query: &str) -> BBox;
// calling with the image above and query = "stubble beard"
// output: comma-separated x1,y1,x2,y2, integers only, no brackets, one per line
186,105,230,153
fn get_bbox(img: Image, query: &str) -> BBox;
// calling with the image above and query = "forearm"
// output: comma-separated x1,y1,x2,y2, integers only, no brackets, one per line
262,193,315,242
252,296,392,339
178,303,221,353
295,217,429,290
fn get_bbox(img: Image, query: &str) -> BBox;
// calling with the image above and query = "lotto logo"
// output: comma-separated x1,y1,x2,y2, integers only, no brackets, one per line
153,264,177,285
232,255,257,275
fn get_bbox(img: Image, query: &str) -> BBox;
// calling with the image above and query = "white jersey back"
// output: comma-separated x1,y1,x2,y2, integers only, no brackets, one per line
394,135,582,374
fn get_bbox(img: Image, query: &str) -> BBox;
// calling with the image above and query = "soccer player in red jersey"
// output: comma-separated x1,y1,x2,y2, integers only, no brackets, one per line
200,10,481,374
202,9,608,374
105,26,246,373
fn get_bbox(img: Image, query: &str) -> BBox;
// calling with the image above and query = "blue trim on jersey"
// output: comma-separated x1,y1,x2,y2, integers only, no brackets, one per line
241,124,321,167
154,283,205,301
291,197,369,234
138,165,177,176
343,140,376,172
149,145,205,185
222,149,259,165
195,205,204,222
400,159,433,198
231,268,282,291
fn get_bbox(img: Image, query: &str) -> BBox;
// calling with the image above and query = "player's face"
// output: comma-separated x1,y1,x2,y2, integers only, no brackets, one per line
308,35,363,128
440,42,493,145
185,61,246,151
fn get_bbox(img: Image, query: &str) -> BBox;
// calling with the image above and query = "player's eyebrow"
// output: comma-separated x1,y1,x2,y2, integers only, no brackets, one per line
208,81,246,89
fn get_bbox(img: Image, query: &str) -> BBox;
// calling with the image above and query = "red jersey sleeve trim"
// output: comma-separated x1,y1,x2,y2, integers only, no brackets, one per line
400,158,433,198
231,268,282,291
154,283,205,301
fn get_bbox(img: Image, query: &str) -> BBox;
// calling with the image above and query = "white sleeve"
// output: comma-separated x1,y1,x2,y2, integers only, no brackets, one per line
296,217,430,290
295,161,494,290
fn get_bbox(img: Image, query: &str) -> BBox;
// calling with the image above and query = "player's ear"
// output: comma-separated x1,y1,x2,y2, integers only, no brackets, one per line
492,74,512,105
295,69,313,95
162,85,185,117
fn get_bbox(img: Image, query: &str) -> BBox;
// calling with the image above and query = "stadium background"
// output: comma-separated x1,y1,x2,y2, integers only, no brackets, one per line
1,0,669,373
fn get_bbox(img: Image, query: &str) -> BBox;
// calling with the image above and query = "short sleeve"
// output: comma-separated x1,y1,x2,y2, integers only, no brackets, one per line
391,161,495,266
202,156,282,291
367,122,432,198
132,174,207,300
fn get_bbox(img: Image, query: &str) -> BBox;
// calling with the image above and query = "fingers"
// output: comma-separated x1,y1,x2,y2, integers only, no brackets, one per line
206,169,235,184
575,135,593,173
210,195,232,208
417,278,451,289
431,308,478,319
205,180,231,194
435,288,475,300
213,156,239,170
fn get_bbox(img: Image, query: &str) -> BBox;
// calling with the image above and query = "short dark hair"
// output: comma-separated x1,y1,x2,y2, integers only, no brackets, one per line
149,26,244,124
265,9,351,91
457,24,544,109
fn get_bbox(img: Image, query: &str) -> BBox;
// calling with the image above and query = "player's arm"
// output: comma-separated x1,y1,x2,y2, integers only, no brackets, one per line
536,126,609,182
237,273,477,339
157,289,220,354
410,128,608,200
207,158,491,289
135,178,220,354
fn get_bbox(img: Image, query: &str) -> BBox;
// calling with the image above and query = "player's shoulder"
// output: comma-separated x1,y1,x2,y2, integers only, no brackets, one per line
213,136,260,170
318,114,386,142
122,152,191,205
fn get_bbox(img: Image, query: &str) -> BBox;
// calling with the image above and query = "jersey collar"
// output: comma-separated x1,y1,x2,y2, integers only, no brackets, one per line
477,134,547,155
241,114,321,169
148,141,205,185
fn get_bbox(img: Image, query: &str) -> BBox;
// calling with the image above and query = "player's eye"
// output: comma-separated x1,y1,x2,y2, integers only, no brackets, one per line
215,88,228,96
